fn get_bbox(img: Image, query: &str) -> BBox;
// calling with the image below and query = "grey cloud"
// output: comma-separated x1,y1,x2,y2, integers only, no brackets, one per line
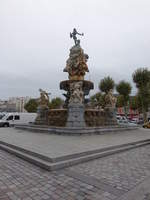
0,0,150,99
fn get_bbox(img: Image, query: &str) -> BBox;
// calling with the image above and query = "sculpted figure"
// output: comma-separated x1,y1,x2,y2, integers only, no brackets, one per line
105,89,117,108
63,91,70,108
64,45,89,80
63,28,89,80
70,28,84,45
69,82,84,104
39,88,50,106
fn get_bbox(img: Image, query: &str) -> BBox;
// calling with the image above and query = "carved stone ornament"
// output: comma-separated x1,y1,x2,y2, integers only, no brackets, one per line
105,89,117,108
64,45,89,80
38,88,49,107
69,81,84,104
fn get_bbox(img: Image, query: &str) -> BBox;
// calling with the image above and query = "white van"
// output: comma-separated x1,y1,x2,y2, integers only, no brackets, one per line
0,113,37,127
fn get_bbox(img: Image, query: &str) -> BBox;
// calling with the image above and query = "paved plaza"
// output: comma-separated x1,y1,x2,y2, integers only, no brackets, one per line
0,143,150,199
0,127,150,158
0,128,150,199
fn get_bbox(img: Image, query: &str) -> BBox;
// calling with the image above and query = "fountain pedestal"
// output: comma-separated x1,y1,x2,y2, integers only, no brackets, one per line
35,105,49,125
60,78,93,127
66,103,85,127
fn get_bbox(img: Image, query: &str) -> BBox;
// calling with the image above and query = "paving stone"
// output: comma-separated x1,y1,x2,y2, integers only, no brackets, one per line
0,129,150,199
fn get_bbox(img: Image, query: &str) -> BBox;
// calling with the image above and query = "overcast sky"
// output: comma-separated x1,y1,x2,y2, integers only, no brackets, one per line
0,0,150,99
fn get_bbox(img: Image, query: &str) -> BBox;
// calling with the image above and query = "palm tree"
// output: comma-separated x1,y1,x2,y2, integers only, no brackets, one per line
116,81,132,116
132,68,150,122
99,76,115,94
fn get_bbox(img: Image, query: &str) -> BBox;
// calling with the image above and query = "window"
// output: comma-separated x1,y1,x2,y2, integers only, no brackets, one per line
7,115,13,120
14,115,20,120
0,114,4,119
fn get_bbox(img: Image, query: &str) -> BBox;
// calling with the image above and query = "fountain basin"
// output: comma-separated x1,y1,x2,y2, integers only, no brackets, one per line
60,80,94,96
47,108,117,127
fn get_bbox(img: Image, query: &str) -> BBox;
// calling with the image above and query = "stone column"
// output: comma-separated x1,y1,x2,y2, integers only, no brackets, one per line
35,105,49,125
66,81,86,127
105,106,117,126
66,103,86,127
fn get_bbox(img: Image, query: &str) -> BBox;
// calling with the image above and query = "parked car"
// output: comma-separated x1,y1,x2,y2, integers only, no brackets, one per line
129,118,138,124
0,112,37,127
137,119,144,125
116,115,128,124
143,121,150,128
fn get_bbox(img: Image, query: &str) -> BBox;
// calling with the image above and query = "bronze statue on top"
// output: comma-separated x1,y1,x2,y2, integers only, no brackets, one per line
70,28,84,46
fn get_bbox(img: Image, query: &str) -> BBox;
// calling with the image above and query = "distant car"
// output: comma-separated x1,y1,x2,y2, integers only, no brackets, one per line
137,119,144,125
132,117,139,122
143,121,150,128
116,116,128,124
128,122,138,126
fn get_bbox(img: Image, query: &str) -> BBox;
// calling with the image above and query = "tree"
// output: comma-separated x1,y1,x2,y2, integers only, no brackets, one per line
116,81,132,116
132,68,150,88
90,92,106,108
129,96,139,111
116,95,125,108
24,99,38,113
99,76,115,94
49,97,64,109
116,81,132,105
132,68,150,122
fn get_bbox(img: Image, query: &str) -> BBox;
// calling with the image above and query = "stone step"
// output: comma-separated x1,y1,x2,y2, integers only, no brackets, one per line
0,141,53,162
0,138,147,163
0,139,150,171
14,124,138,135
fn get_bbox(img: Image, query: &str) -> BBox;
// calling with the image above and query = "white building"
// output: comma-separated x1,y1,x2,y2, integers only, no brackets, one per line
0,100,7,111
8,96,31,112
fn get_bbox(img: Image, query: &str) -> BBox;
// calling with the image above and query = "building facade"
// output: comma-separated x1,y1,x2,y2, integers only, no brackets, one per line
0,97,30,112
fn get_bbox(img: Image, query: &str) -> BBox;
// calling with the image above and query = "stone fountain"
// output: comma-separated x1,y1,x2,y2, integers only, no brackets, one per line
15,29,138,134
35,28,117,128
60,28,94,127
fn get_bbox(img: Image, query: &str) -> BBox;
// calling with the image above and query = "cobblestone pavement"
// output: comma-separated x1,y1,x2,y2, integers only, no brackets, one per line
1,146,150,199
69,145,150,192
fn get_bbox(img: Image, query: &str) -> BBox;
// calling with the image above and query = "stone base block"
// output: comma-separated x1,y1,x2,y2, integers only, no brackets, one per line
66,103,86,127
